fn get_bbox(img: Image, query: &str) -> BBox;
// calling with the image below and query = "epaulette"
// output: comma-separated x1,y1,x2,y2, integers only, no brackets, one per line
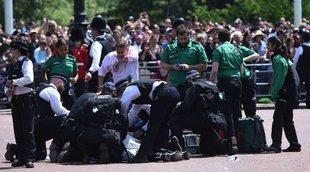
67,54,76,59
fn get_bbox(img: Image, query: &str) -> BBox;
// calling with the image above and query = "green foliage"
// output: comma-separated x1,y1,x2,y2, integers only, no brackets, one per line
0,0,309,32
192,0,309,25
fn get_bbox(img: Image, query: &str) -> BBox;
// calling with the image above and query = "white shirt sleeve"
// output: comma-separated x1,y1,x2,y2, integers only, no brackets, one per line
127,47,139,63
13,59,34,87
293,46,303,67
128,104,142,127
39,86,70,116
120,85,141,111
89,41,103,72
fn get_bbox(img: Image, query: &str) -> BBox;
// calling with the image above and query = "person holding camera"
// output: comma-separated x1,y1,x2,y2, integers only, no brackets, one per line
160,26,208,100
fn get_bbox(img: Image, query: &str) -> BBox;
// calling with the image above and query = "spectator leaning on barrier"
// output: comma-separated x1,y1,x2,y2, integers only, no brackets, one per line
160,26,208,100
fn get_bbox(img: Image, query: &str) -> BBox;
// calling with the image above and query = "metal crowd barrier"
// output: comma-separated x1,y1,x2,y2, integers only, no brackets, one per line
138,61,306,101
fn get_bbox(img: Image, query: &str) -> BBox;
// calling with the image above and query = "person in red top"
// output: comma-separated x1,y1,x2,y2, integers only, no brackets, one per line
69,27,89,98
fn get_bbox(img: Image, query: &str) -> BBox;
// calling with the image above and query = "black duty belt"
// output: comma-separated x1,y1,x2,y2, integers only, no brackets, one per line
13,91,34,99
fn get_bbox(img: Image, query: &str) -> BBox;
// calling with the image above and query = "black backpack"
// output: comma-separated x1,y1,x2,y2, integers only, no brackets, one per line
280,61,300,106
195,80,225,113
193,80,227,131
82,94,128,139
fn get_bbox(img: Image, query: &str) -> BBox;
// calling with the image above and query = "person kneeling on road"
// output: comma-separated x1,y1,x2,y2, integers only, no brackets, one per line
116,77,188,163
5,74,70,162
75,82,128,164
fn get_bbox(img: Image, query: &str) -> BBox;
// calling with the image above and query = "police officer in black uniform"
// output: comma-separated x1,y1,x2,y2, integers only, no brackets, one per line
85,15,113,92
116,78,180,163
295,31,310,108
5,40,36,168
170,70,226,152
75,82,128,164
34,74,70,161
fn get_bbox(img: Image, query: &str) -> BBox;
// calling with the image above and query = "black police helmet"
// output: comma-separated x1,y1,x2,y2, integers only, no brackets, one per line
90,16,106,32
302,31,310,42
10,40,29,54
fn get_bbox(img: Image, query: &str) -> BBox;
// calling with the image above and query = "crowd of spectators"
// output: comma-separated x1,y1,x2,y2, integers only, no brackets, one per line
0,13,310,98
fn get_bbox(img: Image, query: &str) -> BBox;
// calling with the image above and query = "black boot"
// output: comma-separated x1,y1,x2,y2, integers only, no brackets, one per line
228,137,238,156
5,143,16,162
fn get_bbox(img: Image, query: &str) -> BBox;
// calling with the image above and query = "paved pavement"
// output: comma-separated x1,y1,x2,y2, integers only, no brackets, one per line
0,108,309,172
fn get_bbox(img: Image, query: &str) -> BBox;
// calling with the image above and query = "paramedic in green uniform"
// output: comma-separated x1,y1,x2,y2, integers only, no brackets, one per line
161,26,208,99
41,38,78,109
231,31,260,117
263,36,301,153
209,29,243,156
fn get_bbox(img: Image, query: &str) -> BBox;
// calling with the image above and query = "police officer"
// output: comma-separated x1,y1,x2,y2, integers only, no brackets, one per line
116,77,180,163
5,40,36,168
209,29,244,156
85,15,113,92
170,70,226,153
34,74,70,161
75,82,128,164
161,26,208,100
294,31,310,108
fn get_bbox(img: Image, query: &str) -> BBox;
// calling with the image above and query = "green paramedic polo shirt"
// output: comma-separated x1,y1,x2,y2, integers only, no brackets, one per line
43,54,78,79
238,45,256,79
212,41,243,78
161,39,208,87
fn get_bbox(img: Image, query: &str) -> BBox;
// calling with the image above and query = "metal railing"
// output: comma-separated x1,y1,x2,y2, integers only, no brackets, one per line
138,61,306,101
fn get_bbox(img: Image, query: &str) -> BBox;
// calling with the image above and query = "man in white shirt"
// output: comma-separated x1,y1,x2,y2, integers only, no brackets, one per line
97,37,139,93
33,74,70,161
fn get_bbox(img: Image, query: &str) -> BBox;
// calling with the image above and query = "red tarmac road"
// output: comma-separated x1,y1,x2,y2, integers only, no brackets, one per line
0,108,309,172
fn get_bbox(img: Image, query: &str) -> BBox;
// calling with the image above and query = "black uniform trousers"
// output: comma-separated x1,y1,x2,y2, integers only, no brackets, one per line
299,72,310,108
217,77,242,138
271,95,300,148
136,86,180,156
241,76,256,117
11,93,36,163
77,127,123,162
34,116,65,160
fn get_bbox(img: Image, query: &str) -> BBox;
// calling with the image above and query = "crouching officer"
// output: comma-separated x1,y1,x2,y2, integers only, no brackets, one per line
5,40,36,168
75,82,128,164
34,74,70,161
5,74,70,162
116,77,180,163
170,70,227,155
